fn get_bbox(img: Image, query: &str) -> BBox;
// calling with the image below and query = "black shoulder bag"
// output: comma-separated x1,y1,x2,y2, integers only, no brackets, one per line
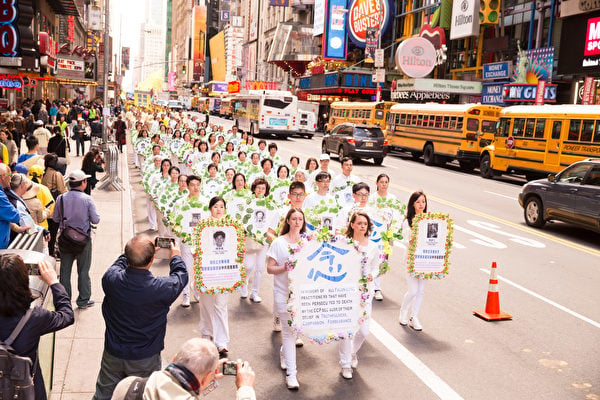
57,196,90,254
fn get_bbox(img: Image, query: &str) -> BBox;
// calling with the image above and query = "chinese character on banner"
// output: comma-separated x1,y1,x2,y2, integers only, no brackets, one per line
364,28,377,63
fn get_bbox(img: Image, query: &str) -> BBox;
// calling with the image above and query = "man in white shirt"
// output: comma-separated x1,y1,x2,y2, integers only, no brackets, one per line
331,157,360,207
318,153,331,174
32,120,51,155
303,172,335,209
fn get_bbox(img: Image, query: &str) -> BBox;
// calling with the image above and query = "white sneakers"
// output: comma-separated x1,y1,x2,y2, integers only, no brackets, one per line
295,337,304,347
249,292,262,303
273,316,282,332
280,346,287,370
374,290,384,301
181,293,190,308
240,286,248,298
286,375,299,390
399,307,409,326
341,367,353,379
409,316,423,331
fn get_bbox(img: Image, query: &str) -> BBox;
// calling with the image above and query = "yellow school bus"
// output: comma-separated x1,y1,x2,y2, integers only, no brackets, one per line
386,103,501,169
326,101,395,132
480,105,600,180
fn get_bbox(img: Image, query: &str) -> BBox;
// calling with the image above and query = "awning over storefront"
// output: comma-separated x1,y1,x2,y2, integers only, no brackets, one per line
47,0,79,16
267,22,320,77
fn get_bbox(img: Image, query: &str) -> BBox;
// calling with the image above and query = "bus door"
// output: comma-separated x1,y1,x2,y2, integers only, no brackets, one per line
544,120,562,167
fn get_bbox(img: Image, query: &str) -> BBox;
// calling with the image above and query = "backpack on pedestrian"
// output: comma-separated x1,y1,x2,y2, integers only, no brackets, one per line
0,309,35,400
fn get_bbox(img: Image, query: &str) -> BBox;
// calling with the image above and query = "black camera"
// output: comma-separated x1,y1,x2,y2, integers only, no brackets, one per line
27,263,41,275
155,237,175,248
222,361,237,376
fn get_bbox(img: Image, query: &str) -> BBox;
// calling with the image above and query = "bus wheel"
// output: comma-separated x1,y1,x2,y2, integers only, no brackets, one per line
321,142,329,155
479,154,496,179
423,144,436,166
338,146,345,160
524,197,546,228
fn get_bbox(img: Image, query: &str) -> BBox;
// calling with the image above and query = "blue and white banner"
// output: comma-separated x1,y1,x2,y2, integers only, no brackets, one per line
483,62,512,81
481,82,508,106
323,0,348,60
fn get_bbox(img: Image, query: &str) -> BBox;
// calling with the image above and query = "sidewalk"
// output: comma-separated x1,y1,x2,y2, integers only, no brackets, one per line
50,144,135,399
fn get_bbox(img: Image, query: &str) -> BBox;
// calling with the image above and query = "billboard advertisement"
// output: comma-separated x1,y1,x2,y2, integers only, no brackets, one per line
346,0,393,47
193,5,207,81
450,0,480,40
323,0,348,60
558,11,600,74
210,31,226,82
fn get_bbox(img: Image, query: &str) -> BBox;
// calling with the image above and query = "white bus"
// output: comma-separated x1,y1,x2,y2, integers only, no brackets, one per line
297,100,319,138
233,90,298,137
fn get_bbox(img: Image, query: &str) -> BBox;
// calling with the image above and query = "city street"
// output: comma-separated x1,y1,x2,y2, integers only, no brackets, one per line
132,115,600,400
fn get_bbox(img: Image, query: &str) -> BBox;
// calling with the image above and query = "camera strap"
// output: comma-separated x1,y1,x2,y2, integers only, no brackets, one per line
165,362,200,394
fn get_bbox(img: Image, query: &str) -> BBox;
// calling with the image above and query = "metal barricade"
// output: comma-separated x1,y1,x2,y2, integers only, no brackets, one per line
98,142,124,191
8,229,45,253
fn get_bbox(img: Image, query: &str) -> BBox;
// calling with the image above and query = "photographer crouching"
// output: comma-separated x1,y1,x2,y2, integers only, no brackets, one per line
111,338,256,400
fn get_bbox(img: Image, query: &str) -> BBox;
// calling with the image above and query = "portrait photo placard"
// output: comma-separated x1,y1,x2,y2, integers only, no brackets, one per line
406,213,454,279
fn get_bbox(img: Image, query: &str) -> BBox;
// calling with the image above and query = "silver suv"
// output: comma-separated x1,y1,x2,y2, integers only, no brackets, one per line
518,159,600,233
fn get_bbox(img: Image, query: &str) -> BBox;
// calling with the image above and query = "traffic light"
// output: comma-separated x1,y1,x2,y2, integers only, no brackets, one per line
480,0,500,24
182,65,186,75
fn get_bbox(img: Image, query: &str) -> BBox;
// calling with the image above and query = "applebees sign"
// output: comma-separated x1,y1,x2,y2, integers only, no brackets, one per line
347,0,393,47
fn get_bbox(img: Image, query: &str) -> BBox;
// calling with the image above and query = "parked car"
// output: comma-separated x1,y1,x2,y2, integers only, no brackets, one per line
321,123,388,165
518,159,600,233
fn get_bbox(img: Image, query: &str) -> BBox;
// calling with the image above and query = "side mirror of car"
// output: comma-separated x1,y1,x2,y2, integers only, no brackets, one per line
547,174,555,182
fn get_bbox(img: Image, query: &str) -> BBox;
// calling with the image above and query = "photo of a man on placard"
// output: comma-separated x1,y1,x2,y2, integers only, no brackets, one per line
213,230,226,253
427,223,438,238
190,213,202,228
254,209,266,226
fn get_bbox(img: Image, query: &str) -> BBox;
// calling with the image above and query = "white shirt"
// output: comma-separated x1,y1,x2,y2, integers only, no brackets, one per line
303,192,335,210
267,235,298,304
331,173,360,191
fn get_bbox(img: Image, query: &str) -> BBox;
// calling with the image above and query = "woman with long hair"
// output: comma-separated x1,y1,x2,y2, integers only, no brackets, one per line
338,211,380,379
266,208,306,390
399,190,428,331
81,148,105,194
0,255,74,400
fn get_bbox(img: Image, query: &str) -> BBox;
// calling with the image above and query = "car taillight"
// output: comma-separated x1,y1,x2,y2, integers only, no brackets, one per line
383,140,388,145
314,124,316,129
347,138,355,144
261,115,264,122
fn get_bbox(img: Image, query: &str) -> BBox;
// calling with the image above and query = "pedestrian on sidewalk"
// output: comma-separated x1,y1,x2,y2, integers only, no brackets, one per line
112,114,127,153
92,234,188,400
52,170,100,308
111,338,256,400
0,255,74,400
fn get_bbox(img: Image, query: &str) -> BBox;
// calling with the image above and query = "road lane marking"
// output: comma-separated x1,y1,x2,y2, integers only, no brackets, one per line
370,320,464,400
484,190,515,200
480,268,600,329
276,143,600,257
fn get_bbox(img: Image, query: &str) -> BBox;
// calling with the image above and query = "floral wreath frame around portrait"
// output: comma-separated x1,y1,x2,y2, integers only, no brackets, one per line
192,215,247,294
405,212,454,280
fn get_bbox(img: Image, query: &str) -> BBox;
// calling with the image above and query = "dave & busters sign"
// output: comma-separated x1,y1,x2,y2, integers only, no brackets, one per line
347,0,393,47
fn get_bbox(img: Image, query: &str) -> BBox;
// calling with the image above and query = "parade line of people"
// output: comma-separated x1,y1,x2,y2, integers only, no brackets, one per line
128,110,437,391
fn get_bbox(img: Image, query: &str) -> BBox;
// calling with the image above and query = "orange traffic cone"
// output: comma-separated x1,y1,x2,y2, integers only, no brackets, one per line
473,262,512,321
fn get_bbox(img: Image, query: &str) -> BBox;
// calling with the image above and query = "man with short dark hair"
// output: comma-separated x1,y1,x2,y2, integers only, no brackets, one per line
93,234,188,400
52,169,100,308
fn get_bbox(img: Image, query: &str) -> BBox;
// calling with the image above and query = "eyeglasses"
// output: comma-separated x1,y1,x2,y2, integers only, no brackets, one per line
289,192,305,198
354,192,369,198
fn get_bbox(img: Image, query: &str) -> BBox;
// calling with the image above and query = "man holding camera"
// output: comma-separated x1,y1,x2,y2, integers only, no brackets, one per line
93,234,189,400
111,338,256,400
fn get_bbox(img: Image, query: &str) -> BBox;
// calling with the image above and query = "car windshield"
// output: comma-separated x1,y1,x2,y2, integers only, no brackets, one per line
354,127,383,138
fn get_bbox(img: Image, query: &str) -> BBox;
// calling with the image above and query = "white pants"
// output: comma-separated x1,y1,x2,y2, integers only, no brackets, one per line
180,242,198,299
402,272,426,317
199,292,230,349
339,301,372,368
244,245,267,296
146,198,157,229
156,210,168,237
374,275,382,291
275,301,297,377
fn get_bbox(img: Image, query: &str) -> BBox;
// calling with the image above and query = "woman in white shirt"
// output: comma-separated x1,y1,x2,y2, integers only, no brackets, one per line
338,211,381,380
266,208,306,390
372,173,397,301
399,190,428,331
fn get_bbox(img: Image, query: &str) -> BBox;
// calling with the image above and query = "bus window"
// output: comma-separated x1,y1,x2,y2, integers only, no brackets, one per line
466,118,479,131
513,118,525,136
417,114,423,126
422,115,429,127
525,119,535,137
481,120,496,133
456,117,464,130
498,118,510,137
535,119,546,138
442,116,450,129
435,116,442,128
400,114,407,124
552,121,562,139
428,115,435,127
264,98,292,109
375,109,384,119
411,114,417,125
581,120,594,142
449,117,456,130
568,120,581,141
595,122,600,142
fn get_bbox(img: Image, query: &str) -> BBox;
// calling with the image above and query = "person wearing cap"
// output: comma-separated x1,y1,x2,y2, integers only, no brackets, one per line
318,153,330,174
72,118,88,157
33,119,51,155
52,169,100,308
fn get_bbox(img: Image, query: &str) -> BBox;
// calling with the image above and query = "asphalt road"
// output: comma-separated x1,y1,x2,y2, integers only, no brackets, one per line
136,114,600,400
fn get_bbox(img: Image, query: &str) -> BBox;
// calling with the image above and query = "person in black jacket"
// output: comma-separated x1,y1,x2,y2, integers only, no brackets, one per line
47,126,67,158
81,148,105,194
92,235,188,400
0,254,74,400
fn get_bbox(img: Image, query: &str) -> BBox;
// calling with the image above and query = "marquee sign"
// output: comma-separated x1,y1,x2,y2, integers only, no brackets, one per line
0,75,48,91
0,1,19,57
347,0,393,47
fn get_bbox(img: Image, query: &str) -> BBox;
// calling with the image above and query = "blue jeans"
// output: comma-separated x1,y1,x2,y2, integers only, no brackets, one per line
59,239,93,307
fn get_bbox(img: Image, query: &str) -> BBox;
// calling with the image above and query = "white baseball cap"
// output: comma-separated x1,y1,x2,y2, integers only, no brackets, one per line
319,153,330,161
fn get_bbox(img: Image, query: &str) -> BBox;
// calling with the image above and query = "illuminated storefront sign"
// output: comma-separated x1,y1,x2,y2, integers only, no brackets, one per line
450,0,480,40
558,11,600,74
347,0,393,47
503,83,558,102
395,38,436,78
228,81,240,93
323,0,348,60
243,81,278,90
584,16,600,56
0,75,48,91
483,62,512,80
481,82,508,105
0,1,19,57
